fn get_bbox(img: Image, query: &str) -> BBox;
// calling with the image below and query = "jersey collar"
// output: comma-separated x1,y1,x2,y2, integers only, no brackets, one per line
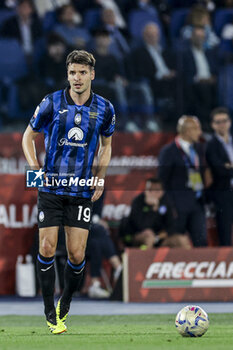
65,87,93,107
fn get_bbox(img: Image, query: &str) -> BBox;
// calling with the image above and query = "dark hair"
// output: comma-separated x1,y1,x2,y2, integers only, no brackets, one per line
47,32,66,47
188,4,209,25
66,50,96,69
210,107,230,122
93,27,110,37
56,4,74,19
146,177,163,186
17,0,34,8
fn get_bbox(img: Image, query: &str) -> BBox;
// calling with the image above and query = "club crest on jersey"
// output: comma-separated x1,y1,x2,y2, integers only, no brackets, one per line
39,211,44,222
74,113,82,125
68,127,84,141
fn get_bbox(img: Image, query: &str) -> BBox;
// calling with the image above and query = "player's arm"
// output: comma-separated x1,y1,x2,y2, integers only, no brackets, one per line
22,125,40,169
91,135,112,202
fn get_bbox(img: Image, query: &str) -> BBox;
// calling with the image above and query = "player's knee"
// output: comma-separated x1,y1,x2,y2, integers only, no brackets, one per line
40,238,56,257
68,250,85,264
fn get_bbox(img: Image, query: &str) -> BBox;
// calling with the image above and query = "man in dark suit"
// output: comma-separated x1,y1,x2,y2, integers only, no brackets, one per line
0,0,42,56
130,22,179,120
158,115,207,246
206,107,233,246
182,26,218,127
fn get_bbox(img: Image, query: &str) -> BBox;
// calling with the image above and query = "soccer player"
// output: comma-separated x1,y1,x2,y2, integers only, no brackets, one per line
22,50,115,334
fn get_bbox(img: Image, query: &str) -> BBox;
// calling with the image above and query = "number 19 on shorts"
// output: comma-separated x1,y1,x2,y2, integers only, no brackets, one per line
77,205,91,222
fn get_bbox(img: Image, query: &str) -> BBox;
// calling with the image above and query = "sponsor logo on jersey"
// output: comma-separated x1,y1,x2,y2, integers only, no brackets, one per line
68,127,83,141
58,127,85,147
59,109,68,114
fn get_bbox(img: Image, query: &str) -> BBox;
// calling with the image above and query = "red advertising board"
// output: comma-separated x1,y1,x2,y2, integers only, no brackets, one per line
123,248,233,302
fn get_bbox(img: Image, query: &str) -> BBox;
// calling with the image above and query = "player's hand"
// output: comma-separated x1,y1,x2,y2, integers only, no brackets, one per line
158,230,168,240
99,219,109,230
91,184,104,202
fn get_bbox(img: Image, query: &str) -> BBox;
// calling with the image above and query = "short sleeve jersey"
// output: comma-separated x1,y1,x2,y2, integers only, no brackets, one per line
29,88,115,198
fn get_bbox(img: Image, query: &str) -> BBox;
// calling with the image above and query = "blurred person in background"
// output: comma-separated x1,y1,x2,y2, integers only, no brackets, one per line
181,5,219,49
182,26,218,129
124,0,158,16
33,0,70,17
122,0,171,40
130,22,179,124
86,194,122,298
158,116,208,247
91,28,128,130
206,107,233,246
54,4,90,49
101,8,130,60
38,32,68,92
0,0,43,58
95,0,126,29
119,177,191,249
72,0,126,28
221,19,233,41
0,0,17,8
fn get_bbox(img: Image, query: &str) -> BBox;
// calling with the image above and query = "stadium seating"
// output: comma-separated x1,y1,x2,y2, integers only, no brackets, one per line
218,64,233,112
0,3,232,128
42,10,57,32
219,39,233,54
0,39,27,83
83,8,102,31
169,8,189,44
213,9,233,36
128,9,161,40
0,9,15,29
7,83,34,120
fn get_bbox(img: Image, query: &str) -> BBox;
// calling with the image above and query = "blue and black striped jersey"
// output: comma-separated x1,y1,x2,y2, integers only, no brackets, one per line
29,88,115,198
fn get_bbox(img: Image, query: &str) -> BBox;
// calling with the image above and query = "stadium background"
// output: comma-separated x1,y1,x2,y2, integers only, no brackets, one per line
0,0,232,300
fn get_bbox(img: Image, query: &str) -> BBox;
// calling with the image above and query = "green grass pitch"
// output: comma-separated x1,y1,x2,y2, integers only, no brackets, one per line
0,314,232,350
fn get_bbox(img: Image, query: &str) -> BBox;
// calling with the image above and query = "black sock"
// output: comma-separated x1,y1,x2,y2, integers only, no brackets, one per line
37,253,55,316
61,259,85,306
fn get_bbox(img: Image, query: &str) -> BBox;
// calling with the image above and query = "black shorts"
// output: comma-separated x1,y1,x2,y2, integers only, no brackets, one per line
37,191,93,230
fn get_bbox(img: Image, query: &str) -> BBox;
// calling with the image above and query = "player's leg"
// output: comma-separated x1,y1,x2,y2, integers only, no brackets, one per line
57,226,89,323
132,229,156,248
37,226,66,333
37,192,65,333
98,224,122,283
86,235,107,298
214,191,233,246
187,203,207,247
160,233,192,249
37,226,58,315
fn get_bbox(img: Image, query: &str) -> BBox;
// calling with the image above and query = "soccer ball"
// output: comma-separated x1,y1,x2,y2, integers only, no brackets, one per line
175,305,209,337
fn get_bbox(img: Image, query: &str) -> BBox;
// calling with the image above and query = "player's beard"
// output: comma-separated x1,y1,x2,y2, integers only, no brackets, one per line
72,83,89,95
